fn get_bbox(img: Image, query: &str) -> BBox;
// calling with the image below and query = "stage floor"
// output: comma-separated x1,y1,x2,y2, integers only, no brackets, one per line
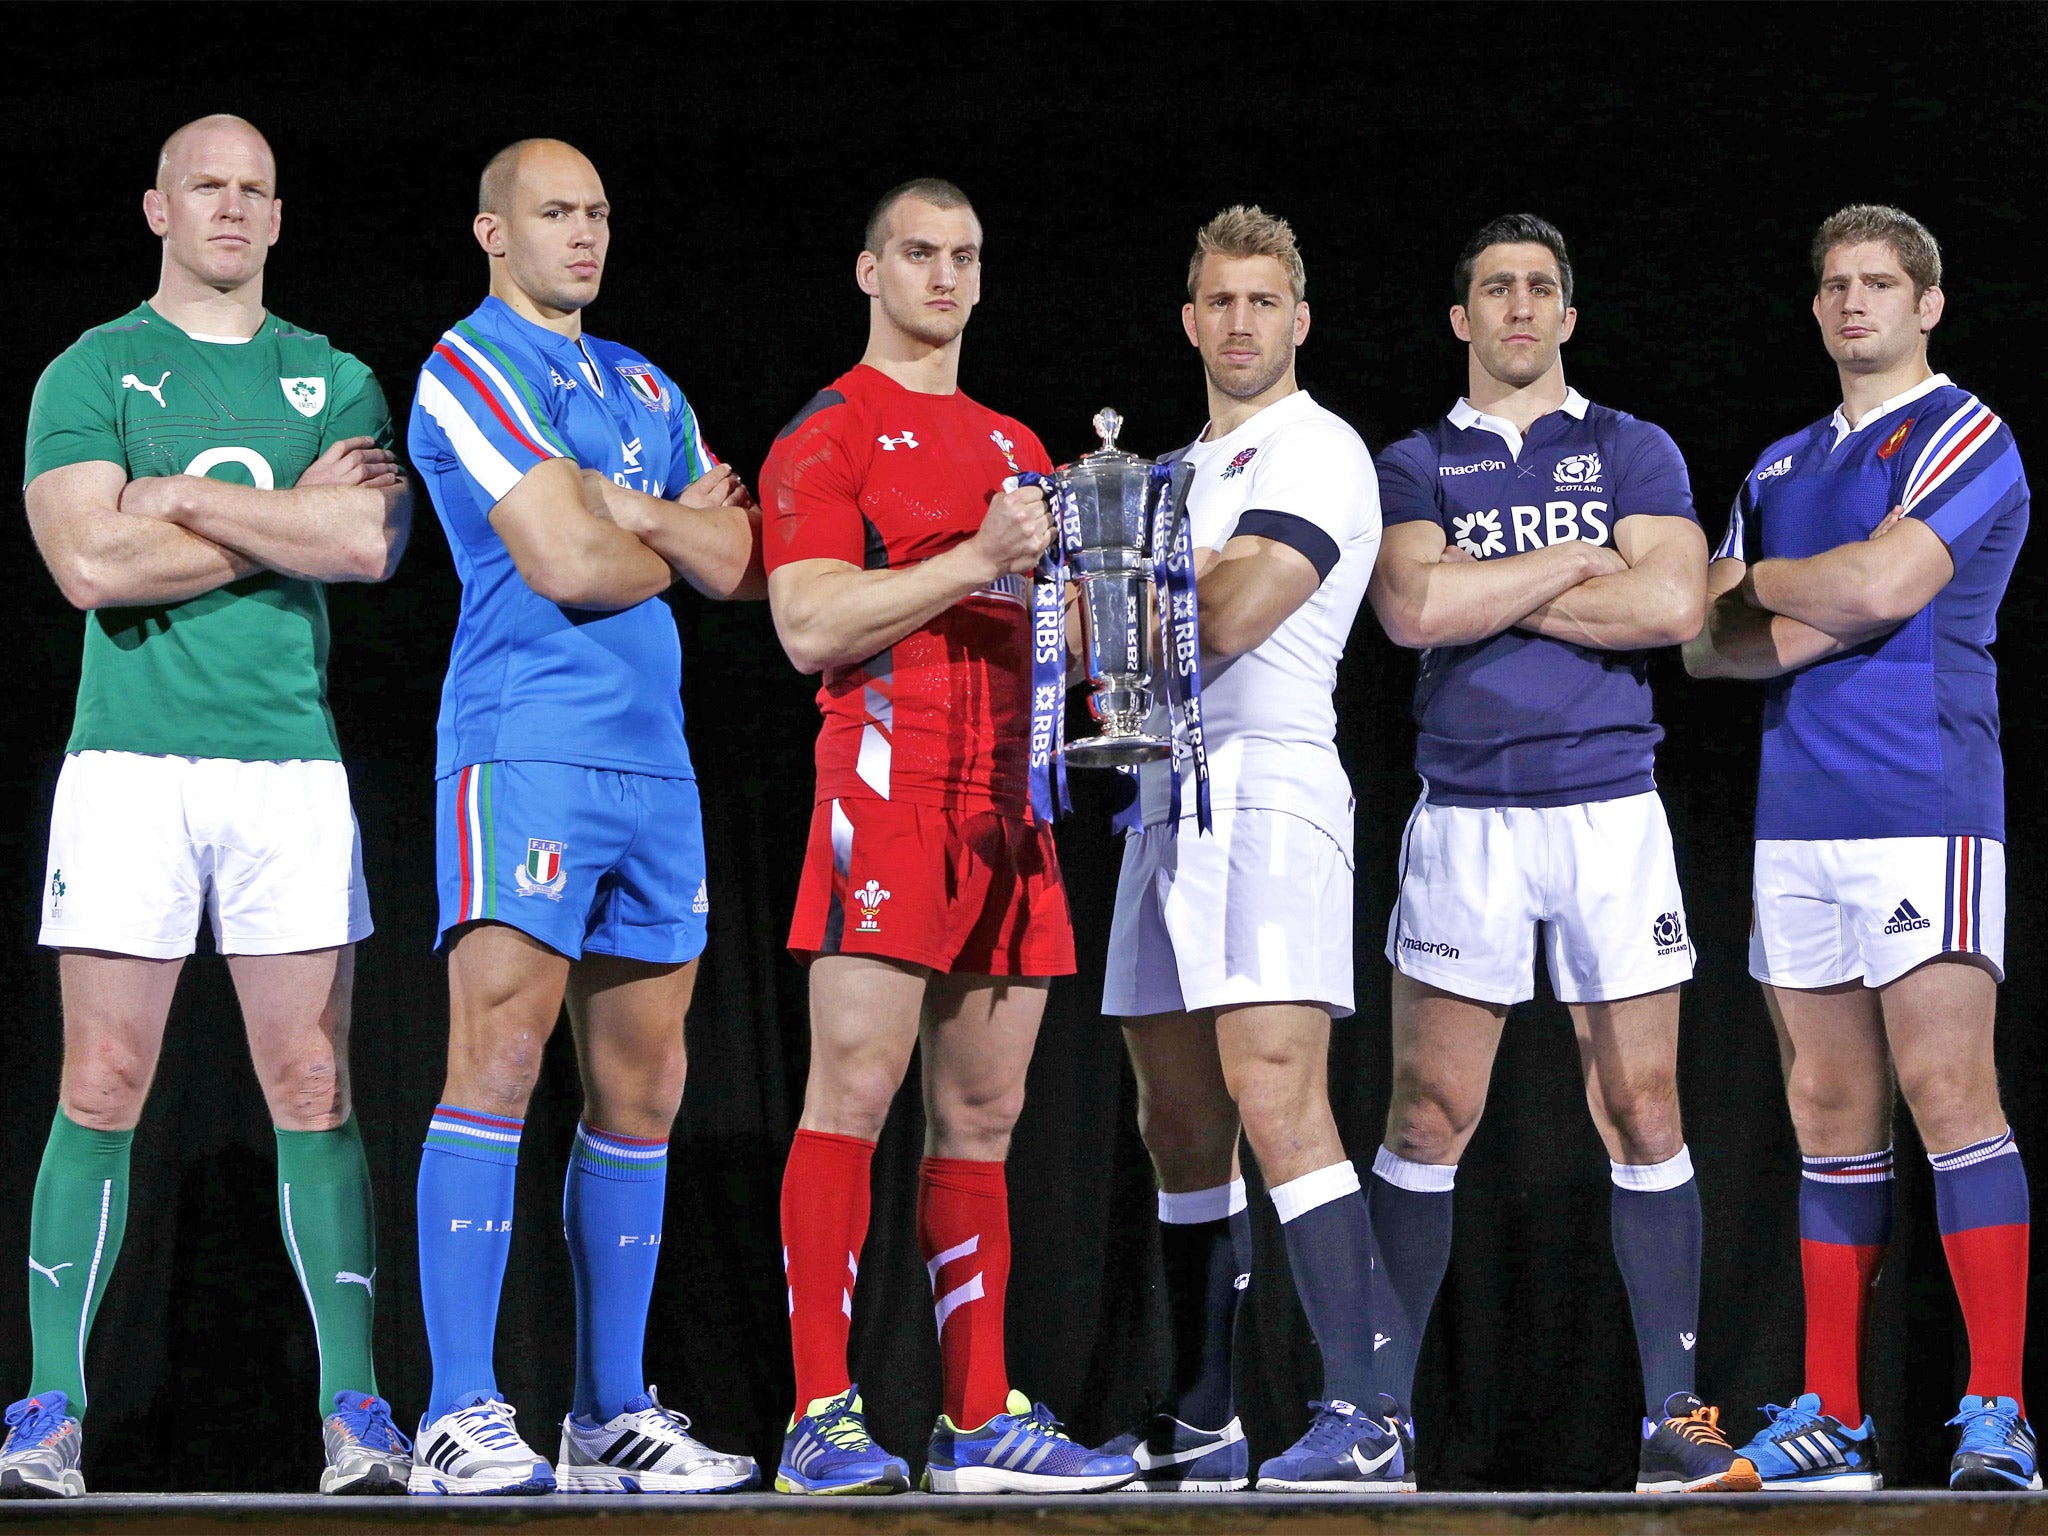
0,1491,2044,1535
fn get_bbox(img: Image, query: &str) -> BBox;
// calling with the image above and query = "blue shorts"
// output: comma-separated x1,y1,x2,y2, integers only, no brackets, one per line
435,761,708,964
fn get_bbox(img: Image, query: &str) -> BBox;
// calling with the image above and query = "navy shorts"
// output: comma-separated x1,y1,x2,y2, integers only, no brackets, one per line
435,761,708,964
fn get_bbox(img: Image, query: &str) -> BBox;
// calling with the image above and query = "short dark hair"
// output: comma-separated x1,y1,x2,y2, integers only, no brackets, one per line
863,177,974,255
1453,214,1574,309
1811,204,1942,298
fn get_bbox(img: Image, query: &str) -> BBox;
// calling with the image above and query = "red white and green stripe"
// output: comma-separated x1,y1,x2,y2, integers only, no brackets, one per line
455,763,497,923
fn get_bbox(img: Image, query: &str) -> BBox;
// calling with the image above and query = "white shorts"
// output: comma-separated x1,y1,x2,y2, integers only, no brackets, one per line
1103,806,1355,1019
40,751,373,959
1750,835,2005,989
1385,790,1694,1006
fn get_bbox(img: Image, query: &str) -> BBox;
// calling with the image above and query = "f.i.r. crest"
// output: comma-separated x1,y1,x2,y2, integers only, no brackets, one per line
515,839,568,900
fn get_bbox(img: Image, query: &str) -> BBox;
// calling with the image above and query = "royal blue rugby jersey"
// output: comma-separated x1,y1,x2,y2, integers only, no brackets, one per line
1717,374,2028,842
1377,390,1698,807
409,296,718,778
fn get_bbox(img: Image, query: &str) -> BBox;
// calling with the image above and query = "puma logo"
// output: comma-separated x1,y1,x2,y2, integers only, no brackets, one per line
28,1258,72,1288
121,371,170,408
334,1268,376,1296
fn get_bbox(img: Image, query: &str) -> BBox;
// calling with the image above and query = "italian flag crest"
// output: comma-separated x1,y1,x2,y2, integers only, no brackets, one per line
617,364,665,410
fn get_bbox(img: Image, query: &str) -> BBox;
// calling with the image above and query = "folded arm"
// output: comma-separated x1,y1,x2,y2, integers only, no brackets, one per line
1196,533,1323,663
488,456,675,610
27,459,260,609
1513,514,1708,649
588,462,764,601
1368,518,1624,649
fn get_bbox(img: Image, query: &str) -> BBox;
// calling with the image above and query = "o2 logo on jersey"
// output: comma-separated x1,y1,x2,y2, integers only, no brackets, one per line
1452,509,1506,557
852,879,891,932
1553,452,1601,486
515,839,568,900
1220,446,1258,480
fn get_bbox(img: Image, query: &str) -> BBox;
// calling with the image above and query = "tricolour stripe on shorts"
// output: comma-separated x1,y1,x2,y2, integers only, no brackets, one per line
1948,835,1980,955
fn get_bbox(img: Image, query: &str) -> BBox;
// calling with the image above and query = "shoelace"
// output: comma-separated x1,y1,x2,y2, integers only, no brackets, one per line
334,1395,412,1455
2,1397,68,1451
1947,1401,2024,1438
455,1400,523,1450
1019,1402,1074,1442
1665,1405,1733,1449
1758,1401,1827,1441
814,1401,875,1452
1296,1401,1369,1455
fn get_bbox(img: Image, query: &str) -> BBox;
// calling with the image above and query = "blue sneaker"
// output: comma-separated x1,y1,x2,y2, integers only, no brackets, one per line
321,1392,411,1494
924,1389,1137,1493
1094,1411,1248,1492
1949,1395,2041,1490
776,1386,910,1495
1735,1394,1881,1490
0,1394,83,1498
1256,1397,1411,1493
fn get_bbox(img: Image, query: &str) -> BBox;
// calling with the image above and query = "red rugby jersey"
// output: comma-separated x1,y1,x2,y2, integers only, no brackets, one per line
760,365,1053,815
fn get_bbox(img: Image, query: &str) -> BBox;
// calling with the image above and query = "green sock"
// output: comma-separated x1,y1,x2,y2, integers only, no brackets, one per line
26,1108,132,1419
276,1115,380,1415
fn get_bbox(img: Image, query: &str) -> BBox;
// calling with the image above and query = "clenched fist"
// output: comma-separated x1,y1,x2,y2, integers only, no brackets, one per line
964,483,1055,580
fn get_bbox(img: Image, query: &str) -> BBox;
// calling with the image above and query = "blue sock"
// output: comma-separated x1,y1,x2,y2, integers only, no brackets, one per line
1610,1146,1702,1418
417,1104,522,1422
1157,1179,1251,1431
565,1122,670,1423
1272,1161,1383,1408
1366,1146,1456,1407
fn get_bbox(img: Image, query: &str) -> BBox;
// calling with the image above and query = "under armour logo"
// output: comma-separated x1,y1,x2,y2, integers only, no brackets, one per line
1680,1332,1696,1351
121,371,170,408
28,1258,72,1289
876,431,919,451
334,1268,375,1296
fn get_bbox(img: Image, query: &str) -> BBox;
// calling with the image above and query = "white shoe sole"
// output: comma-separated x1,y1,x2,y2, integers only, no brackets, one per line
407,1463,555,1495
1257,1477,1415,1493
557,1464,756,1494
320,1459,409,1495
1759,1472,1882,1491
0,1468,84,1499
925,1466,1136,1493
1127,1477,1252,1492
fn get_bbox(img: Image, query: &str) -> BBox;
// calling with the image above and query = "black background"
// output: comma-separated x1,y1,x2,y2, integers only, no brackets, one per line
4,0,2046,1494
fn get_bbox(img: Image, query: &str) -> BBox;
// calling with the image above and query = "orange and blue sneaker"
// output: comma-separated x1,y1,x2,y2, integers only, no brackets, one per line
924,1390,1136,1493
1949,1395,2040,1490
0,1393,84,1499
776,1385,910,1495
1734,1394,1881,1490
1634,1392,1762,1492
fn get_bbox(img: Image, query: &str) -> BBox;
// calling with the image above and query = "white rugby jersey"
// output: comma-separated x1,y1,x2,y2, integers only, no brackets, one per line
1135,389,1381,845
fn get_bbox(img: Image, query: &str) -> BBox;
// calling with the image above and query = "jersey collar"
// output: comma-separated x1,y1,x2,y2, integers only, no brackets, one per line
1197,386,1316,447
1447,386,1588,461
1829,372,1950,445
477,295,609,396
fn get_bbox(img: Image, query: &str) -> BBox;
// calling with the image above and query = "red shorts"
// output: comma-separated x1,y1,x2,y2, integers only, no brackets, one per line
789,797,1075,976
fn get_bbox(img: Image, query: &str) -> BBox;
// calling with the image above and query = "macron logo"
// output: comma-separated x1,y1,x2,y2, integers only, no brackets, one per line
1440,458,1506,477
1884,899,1932,935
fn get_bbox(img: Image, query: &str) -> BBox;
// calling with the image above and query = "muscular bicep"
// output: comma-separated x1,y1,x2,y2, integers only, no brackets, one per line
1867,515,1955,615
1612,513,1707,574
25,460,127,601
1199,534,1322,660
485,457,599,585
1368,518,1449,604
767,556,858,631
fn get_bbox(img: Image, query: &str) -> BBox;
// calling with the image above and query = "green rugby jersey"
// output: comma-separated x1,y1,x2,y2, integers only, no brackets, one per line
24,302,393,760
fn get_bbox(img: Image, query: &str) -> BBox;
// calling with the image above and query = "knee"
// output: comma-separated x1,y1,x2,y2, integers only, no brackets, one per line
802,1058,903,1144
262,1049,349,1130
447,1021,550,1117
1593,1068,1682,1160
1784,1059,1887,1133
1135,1091,1238,1189
927,1076,1027,1161
62,1035,156,1127
1896,1056,2001,1146
1384,1070,1483,1165
587,1045,686,1139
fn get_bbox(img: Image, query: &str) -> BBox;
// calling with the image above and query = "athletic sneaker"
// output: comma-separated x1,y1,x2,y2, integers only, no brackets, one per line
924,1389,1137,1493
321,1392,411,1495
1735,1394,1882,1490
1948,1395,2041,1491
1256,1397,1411,1493
1635,1392,1762,1493
0,1394,83,1499
776,1385,911,1495
557,1386,757,1493
1094,1411,1248,1492
409,1394,555,1495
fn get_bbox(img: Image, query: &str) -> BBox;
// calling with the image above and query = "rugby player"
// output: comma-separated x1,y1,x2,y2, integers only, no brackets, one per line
1685,205,2033,1492
0,114,413,1498
1368,214,1758,1492
404,139,760,1496
760,178,1136,1496
1089,207,1404,1492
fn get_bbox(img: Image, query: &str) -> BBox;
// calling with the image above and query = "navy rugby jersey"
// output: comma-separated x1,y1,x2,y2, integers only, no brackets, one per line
1377,390,1697,807
1718,374,2028,842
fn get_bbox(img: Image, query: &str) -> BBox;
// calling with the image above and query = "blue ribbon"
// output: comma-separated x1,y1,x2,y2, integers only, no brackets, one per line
1021,471,1070,825
1150,461,1211,835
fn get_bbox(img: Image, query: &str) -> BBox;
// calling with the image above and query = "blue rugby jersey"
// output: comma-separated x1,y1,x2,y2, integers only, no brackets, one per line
1717,374,2029,841
409,297,717,778
1377,390,1698,807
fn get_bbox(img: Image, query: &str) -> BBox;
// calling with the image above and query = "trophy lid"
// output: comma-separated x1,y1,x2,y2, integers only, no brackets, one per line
1072,406,1149,470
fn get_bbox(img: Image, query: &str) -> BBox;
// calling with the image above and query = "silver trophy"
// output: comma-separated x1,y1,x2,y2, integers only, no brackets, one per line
1051,407,1193,768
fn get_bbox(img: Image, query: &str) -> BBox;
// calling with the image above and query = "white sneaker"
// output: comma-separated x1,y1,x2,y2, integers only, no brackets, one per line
320,1392,411,1495
557,1387,758,1493
409,1396,555,1495
0,1394,84,1499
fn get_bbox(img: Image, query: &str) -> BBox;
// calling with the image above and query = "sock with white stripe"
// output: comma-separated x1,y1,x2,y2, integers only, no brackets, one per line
780,1129,875,1418
1157,1180,1251,1431
25,1108,131,1419
275,1115,379,1417
1366,1146,1455,1408
417,1104,521,1422
1610,1146,1702,1418
565,1123,669,1423
1931,1128,2030,1413
919,1156,1012,1429
1798,1145,1893,1426
1271,1160,1382,1407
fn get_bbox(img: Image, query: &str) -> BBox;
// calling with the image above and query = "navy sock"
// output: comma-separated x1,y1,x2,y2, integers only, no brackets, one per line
1157,1180,1250,1431
1366,1146,1456,1407
565,1123,670,1423
1610,1147,1702,1418
1272,1161,1382,1407
417,1105,522,1422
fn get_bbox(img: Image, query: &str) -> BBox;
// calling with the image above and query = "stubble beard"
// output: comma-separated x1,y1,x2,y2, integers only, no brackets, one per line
1204,344,1292,403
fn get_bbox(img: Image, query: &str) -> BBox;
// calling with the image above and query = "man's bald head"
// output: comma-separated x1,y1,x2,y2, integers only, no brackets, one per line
156,114,273,193
479,138,594,215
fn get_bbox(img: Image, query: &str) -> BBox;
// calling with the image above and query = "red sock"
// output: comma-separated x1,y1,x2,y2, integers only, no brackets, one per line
1943,1224,2030,1414
919,1156,1011,1429
780,1129,874,1417
1801,1239,1884,1425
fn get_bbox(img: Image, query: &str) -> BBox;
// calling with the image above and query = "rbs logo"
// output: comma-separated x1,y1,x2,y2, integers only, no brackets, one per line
1455,500,1610,556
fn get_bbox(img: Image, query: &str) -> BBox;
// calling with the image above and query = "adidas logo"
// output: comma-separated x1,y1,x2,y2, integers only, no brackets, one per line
1883,898,1932,935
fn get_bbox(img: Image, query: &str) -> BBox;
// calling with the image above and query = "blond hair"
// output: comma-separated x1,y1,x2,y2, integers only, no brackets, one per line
1812,204,1942,298
1187,205,1305,303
